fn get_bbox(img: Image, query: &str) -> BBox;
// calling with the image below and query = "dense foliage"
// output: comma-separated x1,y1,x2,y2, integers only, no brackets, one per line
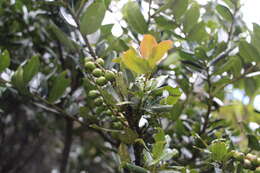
0,0,259,173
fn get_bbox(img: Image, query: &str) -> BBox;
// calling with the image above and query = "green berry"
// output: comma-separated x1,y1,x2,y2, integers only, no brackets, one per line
243,159,253,169
105,70,115,81
255,166,260,173
246,154,258,166
233,151,245,161
92,68,103,77
96,58,105,66
94,97,104,106
85,61,96,71
96,76,107,86
88,90,100,98
84,57,92,62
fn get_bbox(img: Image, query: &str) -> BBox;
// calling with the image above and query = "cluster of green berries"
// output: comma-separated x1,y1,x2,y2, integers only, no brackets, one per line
84,57,115,86
231,150,260,172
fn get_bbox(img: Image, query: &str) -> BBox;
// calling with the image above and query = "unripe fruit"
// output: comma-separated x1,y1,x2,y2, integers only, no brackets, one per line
233,151,245,161
96,76,107,86
257,158,260,166
246,153,258,166
243,159,253,169
105,109,112,115
96,58,105,66
105,70,115,81
94,97,103,106
85,61,96,71
84,57,92,62
255,166,260,173
88,90,100,98
92,68,103,77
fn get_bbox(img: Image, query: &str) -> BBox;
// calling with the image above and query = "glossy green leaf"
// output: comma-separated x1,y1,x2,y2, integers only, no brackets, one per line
171,0,189,19
122,1,148,34
0,50,10,73
23,55,40,84
11,66,26,93
216,4,233,22
183,3,200,33
239,41,260,62
48,71,71,103
80,0,106,35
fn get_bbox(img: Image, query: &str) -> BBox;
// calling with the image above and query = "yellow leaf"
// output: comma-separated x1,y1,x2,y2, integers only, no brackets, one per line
121,47,151,74
148,40,173,68
140,34,157,59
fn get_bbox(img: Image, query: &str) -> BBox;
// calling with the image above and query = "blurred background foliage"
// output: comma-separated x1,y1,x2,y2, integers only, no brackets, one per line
0,0,259,173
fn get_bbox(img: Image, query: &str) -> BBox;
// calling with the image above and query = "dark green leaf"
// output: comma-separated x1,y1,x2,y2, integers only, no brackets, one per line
23,55,40,84
247,134,260,150
216,4,233,22
122,1,148,34
80,0,106,35
118,143,131,163
48,71,71,103
123,163,148,173
0,50,10,73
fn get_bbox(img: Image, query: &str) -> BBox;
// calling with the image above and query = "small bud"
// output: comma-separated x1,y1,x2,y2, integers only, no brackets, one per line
88,90,100,98
94,97,104,106
105,70,115,81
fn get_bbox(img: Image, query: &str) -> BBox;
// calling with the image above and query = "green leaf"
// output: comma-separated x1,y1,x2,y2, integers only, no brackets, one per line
252,23,260,53
183,3,200,33
11,66,27,94
118,143,131,163
118,128,138,144
119,48,151,74
216,4,233,22
247,134,260,150
155,16,178,30
123,163,148,173
23,55,40,84
0,50,10,73
48,71,71,103
80,0,106,35
150,148,179,166
209,142,228,162
188,22,207,42
49,23,78,52
239,41,260,62
171,0,189,19
122,1,148,34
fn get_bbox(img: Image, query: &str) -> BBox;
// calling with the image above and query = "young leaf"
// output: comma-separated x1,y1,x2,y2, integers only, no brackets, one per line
0,50,10,73
252,23,260,53
48,71,71,103
122,1,148,34
23,55,40,84
120,48,151,74
80,0,106,35
216,4,233,22
188,22,207,42
11,66,27,93
209,142,228,162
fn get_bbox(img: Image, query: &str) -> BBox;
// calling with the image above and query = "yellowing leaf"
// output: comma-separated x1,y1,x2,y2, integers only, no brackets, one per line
121,48,151,74
148,40,173,68
140,34,157,59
